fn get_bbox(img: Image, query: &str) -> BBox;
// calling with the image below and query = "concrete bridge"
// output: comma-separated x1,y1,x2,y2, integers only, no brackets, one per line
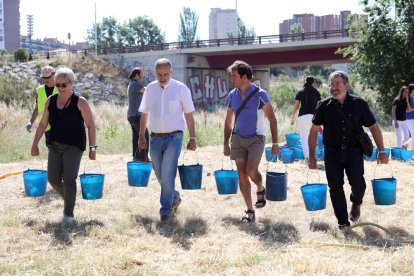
103,29,354,108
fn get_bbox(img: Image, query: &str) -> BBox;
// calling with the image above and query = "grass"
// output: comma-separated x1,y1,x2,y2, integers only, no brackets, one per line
1,137,414,274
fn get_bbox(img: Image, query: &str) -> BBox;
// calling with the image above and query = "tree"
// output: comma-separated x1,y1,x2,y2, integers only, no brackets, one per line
178,7,199,43
13,48,29,62
86,16,165,48
340,0,414,117
228,18,256,45
290,23,304,41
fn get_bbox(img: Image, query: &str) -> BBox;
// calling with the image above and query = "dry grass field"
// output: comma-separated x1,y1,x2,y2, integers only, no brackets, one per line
1,132,414,275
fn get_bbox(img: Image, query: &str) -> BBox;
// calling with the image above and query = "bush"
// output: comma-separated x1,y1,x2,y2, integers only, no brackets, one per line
13,48,29,62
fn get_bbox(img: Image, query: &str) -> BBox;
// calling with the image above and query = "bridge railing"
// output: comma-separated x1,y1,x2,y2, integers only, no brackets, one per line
97,29,350,55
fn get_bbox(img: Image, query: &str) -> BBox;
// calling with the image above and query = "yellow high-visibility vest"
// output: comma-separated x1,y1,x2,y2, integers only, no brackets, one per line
36,85,58,131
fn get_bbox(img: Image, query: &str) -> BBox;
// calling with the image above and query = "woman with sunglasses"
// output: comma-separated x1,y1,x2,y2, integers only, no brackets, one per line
31,67,96,224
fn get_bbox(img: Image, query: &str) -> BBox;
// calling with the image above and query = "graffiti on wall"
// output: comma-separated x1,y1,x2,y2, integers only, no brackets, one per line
187,69,230,110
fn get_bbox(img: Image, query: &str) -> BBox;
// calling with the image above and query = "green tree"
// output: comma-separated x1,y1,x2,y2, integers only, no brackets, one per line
126,16,166,45
178,7,199,42
340,0,414,116
290,23,304,41
228,18,256,45
13,48,29,62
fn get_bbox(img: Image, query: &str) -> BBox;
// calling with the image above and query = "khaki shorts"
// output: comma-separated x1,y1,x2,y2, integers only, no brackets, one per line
230,133,265,160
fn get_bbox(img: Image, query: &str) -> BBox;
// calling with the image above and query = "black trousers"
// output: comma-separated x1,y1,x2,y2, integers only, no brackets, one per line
128,115,149,161
324,146,366,226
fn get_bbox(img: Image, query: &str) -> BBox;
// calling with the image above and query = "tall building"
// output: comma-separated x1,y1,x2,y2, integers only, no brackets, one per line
279,10,355,35
1,0,20,52
209,8,238,40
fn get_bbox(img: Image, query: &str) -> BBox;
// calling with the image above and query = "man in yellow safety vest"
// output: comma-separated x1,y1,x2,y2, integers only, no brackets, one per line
26,66,59,142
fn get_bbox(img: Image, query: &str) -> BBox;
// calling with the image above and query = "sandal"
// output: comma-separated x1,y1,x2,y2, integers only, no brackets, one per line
242,210,255,222
255,188,266,208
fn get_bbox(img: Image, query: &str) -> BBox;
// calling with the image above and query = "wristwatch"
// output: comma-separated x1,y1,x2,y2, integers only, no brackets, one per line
89,145,98,152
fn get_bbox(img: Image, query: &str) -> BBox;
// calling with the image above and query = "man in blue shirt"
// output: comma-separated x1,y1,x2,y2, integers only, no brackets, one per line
223,60,280,222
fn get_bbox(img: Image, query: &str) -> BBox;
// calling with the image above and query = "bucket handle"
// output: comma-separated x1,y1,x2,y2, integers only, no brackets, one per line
82,158,102,174
26,157,45,171
306,168,321,184
372,164,394,179
220,156,235,170
181,150,199,165
134,148,149,162
266,161,287,172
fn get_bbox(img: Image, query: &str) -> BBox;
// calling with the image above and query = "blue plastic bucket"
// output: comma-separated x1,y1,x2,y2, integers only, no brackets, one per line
22,169,47,197
384,148,391,158
178,164,202,190
265,147,278,162
400,149,413,162
293,147,304,161
214,170,238,194
281,147,295,164
316,146,325,161
300,183,328,211
127,161,152,187
391,147,402,160
364,147,378,161
317,133,324,148
80,173,105,200
285,133,300,147
371,177,396,205
265,171,288,201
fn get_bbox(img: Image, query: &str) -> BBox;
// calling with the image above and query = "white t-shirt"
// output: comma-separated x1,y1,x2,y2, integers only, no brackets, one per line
139,78,195,133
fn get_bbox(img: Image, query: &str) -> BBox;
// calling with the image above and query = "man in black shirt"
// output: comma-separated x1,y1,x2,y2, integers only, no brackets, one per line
308,71,388,230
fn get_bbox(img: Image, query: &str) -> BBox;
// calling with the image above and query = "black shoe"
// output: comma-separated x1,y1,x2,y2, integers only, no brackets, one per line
338,223,350,231
172,198,182,213
350,203,361,222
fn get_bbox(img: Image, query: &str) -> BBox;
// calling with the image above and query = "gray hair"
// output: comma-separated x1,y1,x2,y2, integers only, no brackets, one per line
328,70,349,84
155,58,172,69
54,67,75,84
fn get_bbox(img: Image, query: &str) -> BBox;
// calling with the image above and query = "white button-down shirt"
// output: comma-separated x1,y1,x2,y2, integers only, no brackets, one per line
139,78,195,133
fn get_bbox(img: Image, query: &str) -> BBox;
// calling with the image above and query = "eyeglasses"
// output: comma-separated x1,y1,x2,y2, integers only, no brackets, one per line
43,76,52,79
55,83,68,88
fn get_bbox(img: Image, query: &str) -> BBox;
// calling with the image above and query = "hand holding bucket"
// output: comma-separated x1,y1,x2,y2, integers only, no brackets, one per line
265,161,288,201
79,159,105,200
178,150,202,190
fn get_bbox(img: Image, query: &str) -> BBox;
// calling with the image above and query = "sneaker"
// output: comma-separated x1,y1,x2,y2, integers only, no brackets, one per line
172,198,182,213
63,215,74,224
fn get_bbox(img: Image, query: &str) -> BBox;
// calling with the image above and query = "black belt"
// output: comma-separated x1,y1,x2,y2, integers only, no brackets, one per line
150,130,183,137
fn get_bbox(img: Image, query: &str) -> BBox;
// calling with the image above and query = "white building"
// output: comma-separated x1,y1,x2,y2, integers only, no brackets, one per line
209,8,238,40
0,0,20,52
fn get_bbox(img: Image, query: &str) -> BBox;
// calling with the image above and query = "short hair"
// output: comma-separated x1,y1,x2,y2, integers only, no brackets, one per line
54,67,75,84
226,60,253,80
128,67,142,79
408,83,414,93
155,58,172,69
328,71,349,84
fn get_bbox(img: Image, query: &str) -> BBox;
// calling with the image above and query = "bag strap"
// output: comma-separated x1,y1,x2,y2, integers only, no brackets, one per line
233,87,259,130
333,100,363,137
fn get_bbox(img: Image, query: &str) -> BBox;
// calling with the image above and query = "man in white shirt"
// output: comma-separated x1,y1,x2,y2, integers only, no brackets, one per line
138,58,196,222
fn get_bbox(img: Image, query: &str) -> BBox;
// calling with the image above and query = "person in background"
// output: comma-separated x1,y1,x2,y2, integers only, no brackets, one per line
223,60,280,223
138,58,196,222
391,86,411,148
290,76,321,160
308,70,388,230
31,67,96,224
405,84,414,150
127,67,149,162
26,66,58,143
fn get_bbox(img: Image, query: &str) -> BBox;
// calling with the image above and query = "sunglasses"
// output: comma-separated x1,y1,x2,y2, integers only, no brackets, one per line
55,83,68,88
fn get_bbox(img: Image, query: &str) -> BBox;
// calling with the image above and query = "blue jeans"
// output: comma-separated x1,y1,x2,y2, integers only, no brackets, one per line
150,132,183,216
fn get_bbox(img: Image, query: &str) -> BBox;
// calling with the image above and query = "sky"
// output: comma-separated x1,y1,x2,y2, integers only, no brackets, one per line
19,0,365,44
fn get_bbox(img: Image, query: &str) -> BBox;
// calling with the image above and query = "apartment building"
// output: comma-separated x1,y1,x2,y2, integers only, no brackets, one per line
209,8,238,40
1,0,20,52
